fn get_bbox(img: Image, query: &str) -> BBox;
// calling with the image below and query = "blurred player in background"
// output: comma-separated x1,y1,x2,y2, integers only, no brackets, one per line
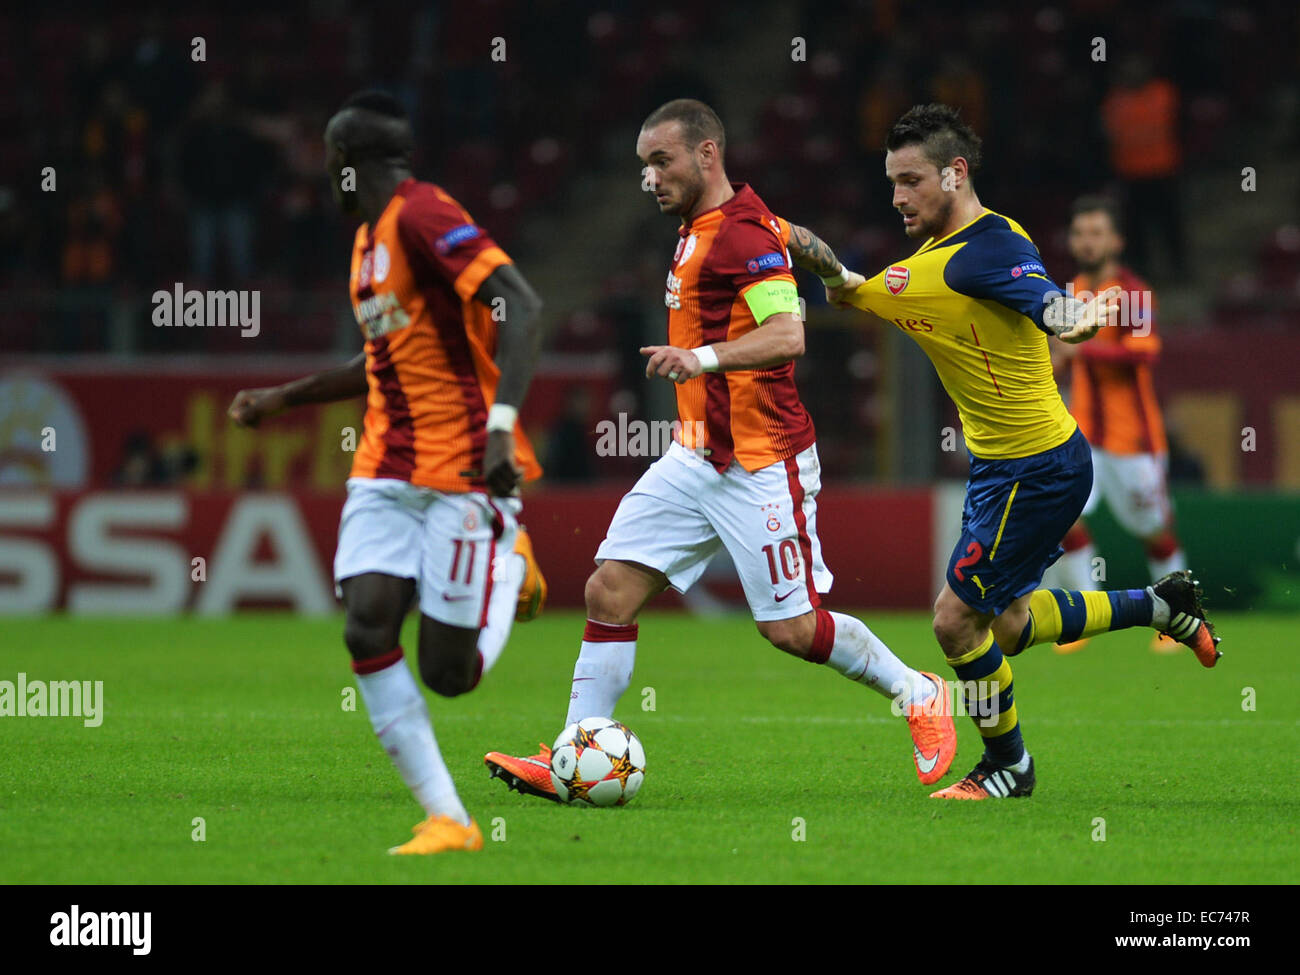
828,105,1220,800
1051,196,1187,655
486,98,957,800
228,90,547,855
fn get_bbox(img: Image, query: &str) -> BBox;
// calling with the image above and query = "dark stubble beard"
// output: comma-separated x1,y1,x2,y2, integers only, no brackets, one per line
672,163,705,219
920,194,955,240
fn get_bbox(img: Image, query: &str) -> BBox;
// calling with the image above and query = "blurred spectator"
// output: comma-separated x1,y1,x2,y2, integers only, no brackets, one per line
57,169,121,350
929,54,987,142
83,80,151,197
111,431,198,486
123,13,196,134
112,431,167,486
61,169,121,286
857,59,911,156
1167,429,1207,486
1101,55,1187,280
176,80,276,282
543,386,596,482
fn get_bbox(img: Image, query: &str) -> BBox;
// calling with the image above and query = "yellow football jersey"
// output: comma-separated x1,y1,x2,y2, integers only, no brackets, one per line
847,209,1077,460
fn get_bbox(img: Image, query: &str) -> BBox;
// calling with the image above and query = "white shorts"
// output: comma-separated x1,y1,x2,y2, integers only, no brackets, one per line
596,441,832,621
1082,448,1172,538
333,477,520,629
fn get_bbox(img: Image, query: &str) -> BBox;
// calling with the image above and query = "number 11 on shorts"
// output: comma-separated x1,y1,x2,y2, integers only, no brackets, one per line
449,539,477,584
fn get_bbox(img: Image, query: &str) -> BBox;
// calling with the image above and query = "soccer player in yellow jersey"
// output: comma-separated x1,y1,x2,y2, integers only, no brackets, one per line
828,104,1221,799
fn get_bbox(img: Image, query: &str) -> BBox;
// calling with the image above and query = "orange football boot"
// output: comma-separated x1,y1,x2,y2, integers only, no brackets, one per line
906,672,957,785
1150,632,1182,654
931,756,1036,799
1054,637,1091,655
1151,570,1222,668
485,743,561,802
514,527,547,623
388,815,483,855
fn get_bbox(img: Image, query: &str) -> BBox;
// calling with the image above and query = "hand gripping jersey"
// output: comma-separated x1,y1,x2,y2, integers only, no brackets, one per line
846,210,1078,460
1067,265,1165,455
665,182,815,473
347,178,541,493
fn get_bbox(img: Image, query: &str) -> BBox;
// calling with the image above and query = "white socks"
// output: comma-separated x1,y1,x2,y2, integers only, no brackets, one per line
1060,539,1187,603
562,611,933,732
1147,588,1172,629
1148,548,1186,584
565,620,637,725
1057,543,1097,591
476,546,525,682
822,611,933,706
347,544,526,827
354,649,469,825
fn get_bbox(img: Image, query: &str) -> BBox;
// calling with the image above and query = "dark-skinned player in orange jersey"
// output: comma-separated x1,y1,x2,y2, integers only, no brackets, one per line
228,90,547,855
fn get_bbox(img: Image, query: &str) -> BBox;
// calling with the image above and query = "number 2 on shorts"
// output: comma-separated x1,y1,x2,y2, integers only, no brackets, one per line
952,540,983,581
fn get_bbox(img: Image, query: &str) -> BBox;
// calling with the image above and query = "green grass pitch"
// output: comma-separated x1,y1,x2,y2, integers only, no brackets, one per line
2,611,1296,884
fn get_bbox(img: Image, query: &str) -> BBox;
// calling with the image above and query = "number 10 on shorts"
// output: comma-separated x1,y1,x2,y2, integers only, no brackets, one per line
763,540,802,584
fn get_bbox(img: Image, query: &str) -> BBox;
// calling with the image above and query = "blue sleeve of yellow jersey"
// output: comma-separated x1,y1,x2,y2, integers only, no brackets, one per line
943,226,1065,334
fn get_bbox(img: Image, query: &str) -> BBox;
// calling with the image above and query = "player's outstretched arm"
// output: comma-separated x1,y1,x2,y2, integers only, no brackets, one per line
786,222,843,279
474,263,545,496
785,222,866,306
642,310,804,382
227,352,367,428
1053,285,1123,344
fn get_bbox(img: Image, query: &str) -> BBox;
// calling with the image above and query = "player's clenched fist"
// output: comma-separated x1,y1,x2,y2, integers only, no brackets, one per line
227,387,288,428
640,345,702,383
481,429,523,496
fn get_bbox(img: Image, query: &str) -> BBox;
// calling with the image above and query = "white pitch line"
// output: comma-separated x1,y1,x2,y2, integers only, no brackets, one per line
647,715,1299,728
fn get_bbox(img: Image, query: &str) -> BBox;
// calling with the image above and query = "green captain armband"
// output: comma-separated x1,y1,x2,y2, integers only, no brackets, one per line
742,279,801,324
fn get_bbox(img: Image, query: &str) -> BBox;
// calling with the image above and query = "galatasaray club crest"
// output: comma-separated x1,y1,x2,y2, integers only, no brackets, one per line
885,265,910,295
372,243,390,283
677,233,698,267
761,501,782,533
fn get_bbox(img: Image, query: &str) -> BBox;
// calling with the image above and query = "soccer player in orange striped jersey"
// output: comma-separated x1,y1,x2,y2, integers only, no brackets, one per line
1052,196,1188,654
227,90,548,855
485,99,957,802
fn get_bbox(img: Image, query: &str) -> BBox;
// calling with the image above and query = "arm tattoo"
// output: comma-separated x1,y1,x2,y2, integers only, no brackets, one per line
1043,294,1087,336
787,223,842,277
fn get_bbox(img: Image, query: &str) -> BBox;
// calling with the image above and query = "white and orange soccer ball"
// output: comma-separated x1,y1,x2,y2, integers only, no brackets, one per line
549,717,646,807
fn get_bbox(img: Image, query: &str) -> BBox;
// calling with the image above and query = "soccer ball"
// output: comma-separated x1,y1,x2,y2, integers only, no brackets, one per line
549,717,646,806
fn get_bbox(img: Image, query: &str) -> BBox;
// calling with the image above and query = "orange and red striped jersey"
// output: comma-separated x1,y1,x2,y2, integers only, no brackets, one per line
1101,79,1181,179
664,183,815,472
1067,264,1166,455
348,178,541,492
